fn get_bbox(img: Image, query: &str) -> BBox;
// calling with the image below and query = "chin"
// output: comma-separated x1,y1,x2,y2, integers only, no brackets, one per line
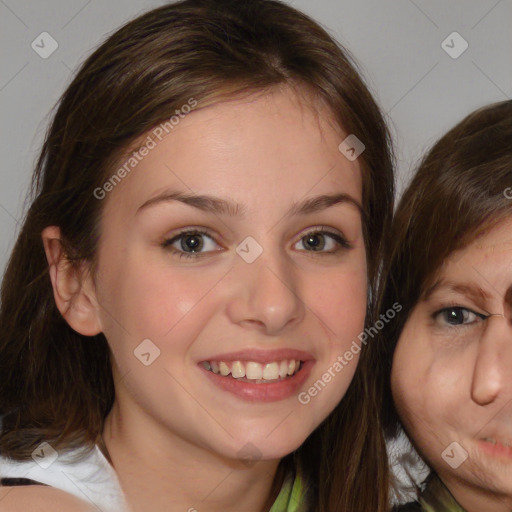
435,456,512,498
465,467,512,495
215,432,307,464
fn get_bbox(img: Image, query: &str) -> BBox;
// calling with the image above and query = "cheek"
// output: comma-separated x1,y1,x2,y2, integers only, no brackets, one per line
391,334,434,429
391,333,472,455
98,250,223,341
313,263,367,347
393,338,468,412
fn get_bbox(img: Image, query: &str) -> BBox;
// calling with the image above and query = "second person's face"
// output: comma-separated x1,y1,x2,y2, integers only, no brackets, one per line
392,216,512,510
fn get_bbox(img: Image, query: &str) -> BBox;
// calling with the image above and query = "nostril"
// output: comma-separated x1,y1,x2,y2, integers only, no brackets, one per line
239,319,266,329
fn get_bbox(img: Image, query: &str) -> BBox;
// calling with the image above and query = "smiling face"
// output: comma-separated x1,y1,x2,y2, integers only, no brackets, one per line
392,216,512,510
90,88,367,462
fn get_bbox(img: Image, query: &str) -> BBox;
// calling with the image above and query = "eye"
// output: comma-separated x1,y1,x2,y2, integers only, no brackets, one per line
162,230,221,258
293,229,351,253
434,306,487,327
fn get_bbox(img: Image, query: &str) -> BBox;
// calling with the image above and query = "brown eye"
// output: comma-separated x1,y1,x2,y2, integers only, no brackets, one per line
294,230,351,253
179,234,204,252
303,233,327,251
162,230,221,258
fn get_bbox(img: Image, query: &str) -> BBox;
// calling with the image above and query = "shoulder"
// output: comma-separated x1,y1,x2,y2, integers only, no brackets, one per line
0,485,97,512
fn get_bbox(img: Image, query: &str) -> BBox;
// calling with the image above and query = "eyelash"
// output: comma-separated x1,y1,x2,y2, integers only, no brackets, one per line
161,227,352,260
431,304,489,328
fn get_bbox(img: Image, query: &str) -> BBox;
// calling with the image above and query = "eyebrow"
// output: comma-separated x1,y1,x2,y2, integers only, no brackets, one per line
422,280,493,302
136,190,363,218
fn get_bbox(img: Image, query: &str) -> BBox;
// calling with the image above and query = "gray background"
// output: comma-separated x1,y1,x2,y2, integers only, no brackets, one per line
1,0,511,274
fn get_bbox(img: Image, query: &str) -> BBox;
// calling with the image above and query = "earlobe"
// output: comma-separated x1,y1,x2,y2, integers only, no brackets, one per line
41,226,103,336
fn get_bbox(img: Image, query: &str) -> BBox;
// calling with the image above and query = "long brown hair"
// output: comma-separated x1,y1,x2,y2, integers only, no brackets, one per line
0,1,394,510
379,100,512,447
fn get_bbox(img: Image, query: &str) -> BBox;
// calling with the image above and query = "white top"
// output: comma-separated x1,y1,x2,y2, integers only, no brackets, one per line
1,434,428,509
387,429,430,504
0,444,130,511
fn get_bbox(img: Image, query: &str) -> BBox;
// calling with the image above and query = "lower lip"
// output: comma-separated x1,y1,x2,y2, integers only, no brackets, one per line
478,439,512,459
200,360,314,402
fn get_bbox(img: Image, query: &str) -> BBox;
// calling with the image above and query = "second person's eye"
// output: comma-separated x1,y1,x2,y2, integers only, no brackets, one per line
434,306,487,327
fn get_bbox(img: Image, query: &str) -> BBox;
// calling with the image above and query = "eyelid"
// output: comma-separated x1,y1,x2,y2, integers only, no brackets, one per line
432,303,488,316
426,294,491,316
163,227,223,246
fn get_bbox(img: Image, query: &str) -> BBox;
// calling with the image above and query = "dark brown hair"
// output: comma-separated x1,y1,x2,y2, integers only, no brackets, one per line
379,100,512,443
0,1,394,510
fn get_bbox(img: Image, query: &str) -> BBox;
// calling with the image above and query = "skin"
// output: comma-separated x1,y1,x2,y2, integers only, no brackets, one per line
0,486,98,512
41,87,367,512
392,217,512,512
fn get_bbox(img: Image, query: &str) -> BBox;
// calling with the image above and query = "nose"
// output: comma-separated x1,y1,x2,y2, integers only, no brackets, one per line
225,245,305,335
471,315,512,405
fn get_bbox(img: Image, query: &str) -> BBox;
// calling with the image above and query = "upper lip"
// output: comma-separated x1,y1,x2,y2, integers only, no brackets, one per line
199,348,314,364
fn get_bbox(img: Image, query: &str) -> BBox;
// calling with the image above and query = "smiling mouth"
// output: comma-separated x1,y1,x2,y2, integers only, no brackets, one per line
201,359,303,383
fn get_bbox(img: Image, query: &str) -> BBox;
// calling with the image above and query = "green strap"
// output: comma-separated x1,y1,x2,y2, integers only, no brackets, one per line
420,475,466,512
269,472,308,512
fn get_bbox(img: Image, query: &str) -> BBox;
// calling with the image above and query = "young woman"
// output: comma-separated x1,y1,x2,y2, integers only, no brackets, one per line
380,100,512,511
0,0,394,510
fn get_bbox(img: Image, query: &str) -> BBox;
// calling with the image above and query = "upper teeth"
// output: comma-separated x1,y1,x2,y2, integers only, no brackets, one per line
483,437,512,447
202,359,301,380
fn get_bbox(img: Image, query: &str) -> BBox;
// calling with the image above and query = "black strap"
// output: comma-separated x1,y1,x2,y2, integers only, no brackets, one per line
393,502,422,511
0,477,48,487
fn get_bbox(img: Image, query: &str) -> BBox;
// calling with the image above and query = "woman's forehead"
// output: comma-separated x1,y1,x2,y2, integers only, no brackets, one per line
101,89,363,218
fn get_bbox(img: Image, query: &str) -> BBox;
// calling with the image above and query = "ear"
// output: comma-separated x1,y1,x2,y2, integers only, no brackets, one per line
41,226,103,336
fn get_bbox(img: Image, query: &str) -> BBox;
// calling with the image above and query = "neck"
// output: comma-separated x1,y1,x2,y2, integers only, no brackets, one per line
102,400,284,512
